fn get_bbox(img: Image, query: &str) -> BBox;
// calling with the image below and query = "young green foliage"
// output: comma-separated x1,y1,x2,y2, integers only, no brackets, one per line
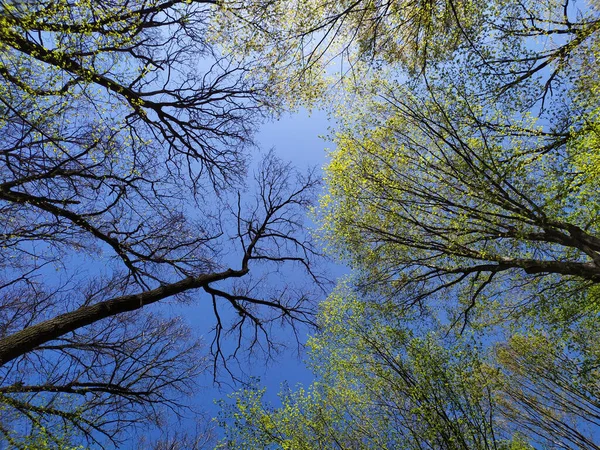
318,0,600,329
220,285,600,448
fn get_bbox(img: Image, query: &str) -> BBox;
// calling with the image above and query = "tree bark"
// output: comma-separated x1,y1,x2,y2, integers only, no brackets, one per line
0,268,246,366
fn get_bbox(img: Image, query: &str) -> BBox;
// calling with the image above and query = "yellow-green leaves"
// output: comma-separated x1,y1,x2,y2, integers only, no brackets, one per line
316,30,600,325
219,289,536,449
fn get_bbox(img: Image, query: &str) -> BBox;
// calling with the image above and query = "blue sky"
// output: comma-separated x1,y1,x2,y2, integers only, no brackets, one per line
131,108,349,447
247,108,348,391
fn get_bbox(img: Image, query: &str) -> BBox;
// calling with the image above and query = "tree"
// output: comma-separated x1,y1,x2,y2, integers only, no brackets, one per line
316,0,600,328
0,0,323,446
212,0,488,91
216,0,600,448
214,0,600,104
496,321,600,449
219,287,600,449
135,415,217,450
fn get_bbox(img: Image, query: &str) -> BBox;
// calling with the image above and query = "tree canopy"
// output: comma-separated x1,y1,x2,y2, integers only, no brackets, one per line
2,0,600,447
316,0,600,327
218,0,600,448
220,287,600,449
0,0,324,446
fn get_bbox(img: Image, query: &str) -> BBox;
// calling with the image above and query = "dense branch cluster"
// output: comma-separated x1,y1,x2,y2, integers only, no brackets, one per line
319,0,600,327
3,0,600,447
0,0,323,446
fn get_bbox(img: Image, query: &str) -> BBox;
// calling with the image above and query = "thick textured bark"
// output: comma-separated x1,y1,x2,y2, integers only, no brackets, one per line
449,259,600,281
0,268,246,366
